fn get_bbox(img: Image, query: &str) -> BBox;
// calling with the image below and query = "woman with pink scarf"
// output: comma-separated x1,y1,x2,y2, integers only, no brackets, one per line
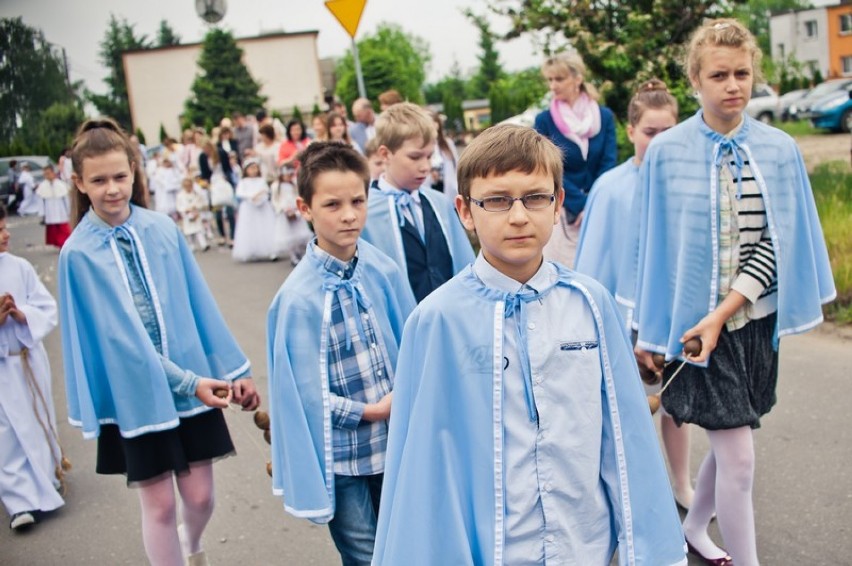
534,52,617,267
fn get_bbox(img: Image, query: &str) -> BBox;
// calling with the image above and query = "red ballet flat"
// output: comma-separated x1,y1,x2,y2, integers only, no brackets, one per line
686,539,734,565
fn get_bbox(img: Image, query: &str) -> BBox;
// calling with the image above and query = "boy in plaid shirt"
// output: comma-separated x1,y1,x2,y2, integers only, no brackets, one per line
266,142,416,565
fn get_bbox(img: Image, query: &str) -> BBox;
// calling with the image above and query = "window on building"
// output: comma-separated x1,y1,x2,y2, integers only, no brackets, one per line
805,20,818,38
840,13,852,35
842,56,852,76
777,43,786,59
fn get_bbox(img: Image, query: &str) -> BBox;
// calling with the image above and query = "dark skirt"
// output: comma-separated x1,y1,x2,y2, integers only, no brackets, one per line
96,408,235,485
661,313,779,430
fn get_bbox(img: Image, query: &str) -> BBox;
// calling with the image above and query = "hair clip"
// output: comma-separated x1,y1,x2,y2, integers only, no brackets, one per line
713,22,732,31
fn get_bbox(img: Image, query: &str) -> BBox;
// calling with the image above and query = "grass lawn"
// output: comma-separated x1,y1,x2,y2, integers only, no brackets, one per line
811,161,852,324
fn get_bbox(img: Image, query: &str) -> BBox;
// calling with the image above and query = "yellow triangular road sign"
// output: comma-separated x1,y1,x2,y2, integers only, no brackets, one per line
325,0,367,38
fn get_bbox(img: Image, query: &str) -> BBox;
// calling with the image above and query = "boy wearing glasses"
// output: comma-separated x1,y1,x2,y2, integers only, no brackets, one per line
373,125,686,565
360,102,474,302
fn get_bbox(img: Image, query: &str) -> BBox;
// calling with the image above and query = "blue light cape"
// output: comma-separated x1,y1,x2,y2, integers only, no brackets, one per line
373,264,686,566
575,159,640,309
58,206,250,439
360,186,475,277
617,112,835,363
266,239,415,523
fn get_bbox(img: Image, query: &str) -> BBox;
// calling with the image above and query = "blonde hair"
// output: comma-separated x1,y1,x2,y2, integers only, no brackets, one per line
375,102,435,153
542,52,600,102
627,79,679,126
363,137,380,158
685,18,763,83
457,124,563,201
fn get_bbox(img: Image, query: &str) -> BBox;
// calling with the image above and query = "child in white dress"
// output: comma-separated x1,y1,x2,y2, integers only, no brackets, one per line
271,166,312,265
176,178,209,252
232,159,278,262
154,158,182,221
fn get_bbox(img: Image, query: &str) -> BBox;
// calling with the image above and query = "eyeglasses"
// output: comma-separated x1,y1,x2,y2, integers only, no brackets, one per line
469,193,556,212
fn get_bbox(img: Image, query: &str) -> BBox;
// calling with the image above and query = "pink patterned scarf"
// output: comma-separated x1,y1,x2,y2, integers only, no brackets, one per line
549,93,601,161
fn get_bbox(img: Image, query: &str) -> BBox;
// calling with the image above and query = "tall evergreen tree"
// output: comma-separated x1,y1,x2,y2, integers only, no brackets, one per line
464,11,505,100
0,17,77,145
183,28,267,127
88,14,149,131
156,20,182,47
424,61,467,132
0,18,83,156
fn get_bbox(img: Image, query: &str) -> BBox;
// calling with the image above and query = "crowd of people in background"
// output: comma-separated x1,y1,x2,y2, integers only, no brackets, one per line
4,87,471,266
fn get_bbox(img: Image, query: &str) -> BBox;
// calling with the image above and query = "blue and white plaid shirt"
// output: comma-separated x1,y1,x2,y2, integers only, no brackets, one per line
314,243,391,476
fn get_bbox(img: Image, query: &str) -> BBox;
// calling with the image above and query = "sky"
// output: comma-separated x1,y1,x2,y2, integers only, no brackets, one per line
1,0,543,96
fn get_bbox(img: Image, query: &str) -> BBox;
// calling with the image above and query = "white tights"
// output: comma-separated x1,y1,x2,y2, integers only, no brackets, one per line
137,463,215,566
683,427,759,566
661,414,694,505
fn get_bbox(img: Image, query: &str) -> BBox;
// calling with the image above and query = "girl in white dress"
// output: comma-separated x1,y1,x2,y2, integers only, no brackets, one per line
271,166,312,265
176,178,209,252
154,158,182,221
232,159,278,262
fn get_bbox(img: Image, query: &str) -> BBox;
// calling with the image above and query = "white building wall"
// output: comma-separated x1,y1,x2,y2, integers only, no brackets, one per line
770,8,830,78
123,32,323,144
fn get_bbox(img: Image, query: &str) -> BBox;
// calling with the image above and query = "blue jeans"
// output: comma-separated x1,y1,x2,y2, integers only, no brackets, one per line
328,473,383,566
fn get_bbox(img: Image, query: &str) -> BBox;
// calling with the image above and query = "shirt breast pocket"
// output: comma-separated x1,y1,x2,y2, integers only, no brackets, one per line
556,340,602,390
559,340,598,352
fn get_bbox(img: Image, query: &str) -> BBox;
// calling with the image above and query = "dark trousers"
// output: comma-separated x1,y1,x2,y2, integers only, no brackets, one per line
215,205,235,241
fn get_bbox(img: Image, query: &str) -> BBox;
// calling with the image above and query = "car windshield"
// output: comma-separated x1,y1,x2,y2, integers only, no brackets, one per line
807,81,851,99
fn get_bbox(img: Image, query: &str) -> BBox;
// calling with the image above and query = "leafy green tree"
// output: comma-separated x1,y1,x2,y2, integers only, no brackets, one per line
492,0,746,119
88,14,149,131
489,67,548,123
19,101,85,158
334,23,430,111
464,11,506,100
183,28,267,128
0,17,77,146
156,19,181,47
424,61,467,132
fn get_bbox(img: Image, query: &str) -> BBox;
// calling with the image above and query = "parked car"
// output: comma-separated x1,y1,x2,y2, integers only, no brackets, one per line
745,84,779,123
792,78,852,120
809,84,852,132
777,88,810,121
0,155,56,211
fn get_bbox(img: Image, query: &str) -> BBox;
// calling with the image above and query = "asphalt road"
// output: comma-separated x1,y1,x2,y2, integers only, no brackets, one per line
2,215,850,565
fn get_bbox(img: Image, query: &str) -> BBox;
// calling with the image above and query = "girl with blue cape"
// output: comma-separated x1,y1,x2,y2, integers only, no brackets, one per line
626,20,835,566
575,79,697,514
59,118,260,566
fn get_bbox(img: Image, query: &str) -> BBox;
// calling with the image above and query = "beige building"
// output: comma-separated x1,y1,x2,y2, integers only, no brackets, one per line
123,31,324,143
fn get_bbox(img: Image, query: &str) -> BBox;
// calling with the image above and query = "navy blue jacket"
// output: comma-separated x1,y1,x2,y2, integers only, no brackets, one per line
534,106,618,216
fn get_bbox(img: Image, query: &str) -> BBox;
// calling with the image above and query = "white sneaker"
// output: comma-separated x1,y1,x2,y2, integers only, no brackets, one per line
10,511,35,530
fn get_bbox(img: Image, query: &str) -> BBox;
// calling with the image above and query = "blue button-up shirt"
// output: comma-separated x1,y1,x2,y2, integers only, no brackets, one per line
473,254,613,565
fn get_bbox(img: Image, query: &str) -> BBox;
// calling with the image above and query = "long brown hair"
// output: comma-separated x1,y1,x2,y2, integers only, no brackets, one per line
429,110,455,166
69,118,149,227
325,112,352,145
